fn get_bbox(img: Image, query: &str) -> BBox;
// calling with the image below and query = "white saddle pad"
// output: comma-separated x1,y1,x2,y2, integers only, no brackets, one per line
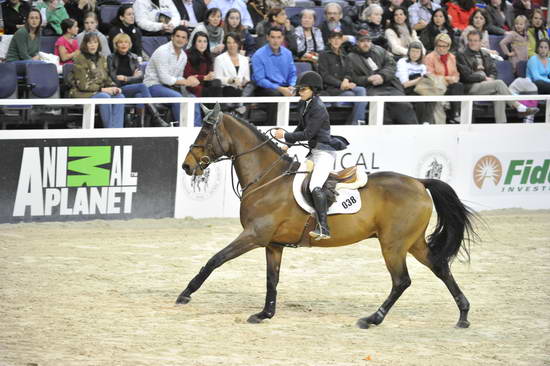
292,162,367,215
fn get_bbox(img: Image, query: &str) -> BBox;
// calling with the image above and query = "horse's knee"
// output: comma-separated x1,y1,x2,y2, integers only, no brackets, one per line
395,276,411,292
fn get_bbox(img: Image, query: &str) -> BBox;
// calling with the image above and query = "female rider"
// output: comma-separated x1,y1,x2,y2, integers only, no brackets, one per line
274,71,348,240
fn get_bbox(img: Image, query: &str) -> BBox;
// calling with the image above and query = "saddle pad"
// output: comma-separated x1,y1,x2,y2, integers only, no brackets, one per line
292,162,363,215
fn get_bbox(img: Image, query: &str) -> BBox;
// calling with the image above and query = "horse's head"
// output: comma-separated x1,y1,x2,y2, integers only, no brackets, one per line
182,103,230,176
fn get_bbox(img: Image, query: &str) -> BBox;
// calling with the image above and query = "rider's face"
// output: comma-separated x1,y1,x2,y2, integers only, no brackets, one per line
298,86,313,101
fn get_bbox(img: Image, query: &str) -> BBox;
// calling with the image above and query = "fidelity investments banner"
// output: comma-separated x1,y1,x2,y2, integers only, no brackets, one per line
0,138,177,223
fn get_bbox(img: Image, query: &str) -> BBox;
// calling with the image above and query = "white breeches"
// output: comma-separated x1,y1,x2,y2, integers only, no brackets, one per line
308,149,336,191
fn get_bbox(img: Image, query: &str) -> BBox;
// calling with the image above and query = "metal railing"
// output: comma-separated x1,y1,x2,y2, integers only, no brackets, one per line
1,94,549,128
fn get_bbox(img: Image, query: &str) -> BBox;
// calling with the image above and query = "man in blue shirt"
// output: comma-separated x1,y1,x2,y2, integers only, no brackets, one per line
252,27,297,125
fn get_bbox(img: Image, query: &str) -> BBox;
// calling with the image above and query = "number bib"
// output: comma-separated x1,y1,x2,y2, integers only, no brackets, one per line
292,163,363,216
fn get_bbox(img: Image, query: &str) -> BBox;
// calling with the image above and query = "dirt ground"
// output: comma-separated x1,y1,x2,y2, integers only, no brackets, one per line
0,209,549,366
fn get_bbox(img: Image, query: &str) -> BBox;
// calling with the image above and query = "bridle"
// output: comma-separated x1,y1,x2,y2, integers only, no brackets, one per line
187,108,292,200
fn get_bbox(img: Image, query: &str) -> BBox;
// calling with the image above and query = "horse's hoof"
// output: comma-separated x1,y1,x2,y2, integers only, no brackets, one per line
247,313,266,324
175,295,191,305
456,320,470,328
356,318,372,329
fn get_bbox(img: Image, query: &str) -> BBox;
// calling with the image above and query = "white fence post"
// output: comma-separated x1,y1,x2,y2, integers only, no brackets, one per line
277,101,290,127
181,100,195,127
368,100,384,126
460,100,473,125
82,103,95,129
546,98,550,124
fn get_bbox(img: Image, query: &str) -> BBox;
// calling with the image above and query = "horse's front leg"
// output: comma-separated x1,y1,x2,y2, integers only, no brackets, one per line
176,231,261,304
247,244,284,323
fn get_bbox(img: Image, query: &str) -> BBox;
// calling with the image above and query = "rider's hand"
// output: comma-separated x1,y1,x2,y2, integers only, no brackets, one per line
281,144,289,152
274,129,285,140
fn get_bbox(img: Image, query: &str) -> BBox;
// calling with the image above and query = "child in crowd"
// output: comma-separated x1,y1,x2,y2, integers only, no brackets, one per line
500,15,529,75
55,18,79,65
76,12,111,57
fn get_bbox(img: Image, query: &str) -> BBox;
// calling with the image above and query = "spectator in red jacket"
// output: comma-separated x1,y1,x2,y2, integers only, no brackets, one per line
446,0,477,31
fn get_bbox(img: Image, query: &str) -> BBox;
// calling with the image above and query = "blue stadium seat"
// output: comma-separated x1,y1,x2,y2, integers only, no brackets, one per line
495,60,515,86
0,63,18,99
488,34,507,59
295,0,315,6
285,7,324,26
100,5,121,25
142,36,168,56
515,60,527,78
0,63,29,128
26,63,60,99
40,36,58,53
295,61,313,78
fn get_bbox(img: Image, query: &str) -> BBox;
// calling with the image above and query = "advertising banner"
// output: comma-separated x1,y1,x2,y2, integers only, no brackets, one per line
0,137,178,223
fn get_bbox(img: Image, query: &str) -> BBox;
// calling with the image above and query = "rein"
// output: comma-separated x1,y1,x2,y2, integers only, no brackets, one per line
190,120,302,200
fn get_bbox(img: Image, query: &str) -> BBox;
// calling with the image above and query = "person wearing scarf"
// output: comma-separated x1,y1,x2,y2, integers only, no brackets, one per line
424,33,464,124
385,7,423,59
188,7,225,56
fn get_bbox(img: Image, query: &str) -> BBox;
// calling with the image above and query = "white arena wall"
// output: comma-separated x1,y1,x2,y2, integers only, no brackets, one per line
1,123,548,223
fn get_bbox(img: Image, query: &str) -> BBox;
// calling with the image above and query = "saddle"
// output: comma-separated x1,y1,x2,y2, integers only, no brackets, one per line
271,161,368,248
300,162,361,208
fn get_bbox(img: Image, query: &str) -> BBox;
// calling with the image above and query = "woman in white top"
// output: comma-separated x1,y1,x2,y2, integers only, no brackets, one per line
133,0,181,36
396,41,435,124
385,7,423,59
214,32,252,114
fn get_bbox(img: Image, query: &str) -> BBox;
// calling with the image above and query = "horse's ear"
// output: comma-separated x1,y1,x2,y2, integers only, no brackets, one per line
212,103,221,120
201,104,211,115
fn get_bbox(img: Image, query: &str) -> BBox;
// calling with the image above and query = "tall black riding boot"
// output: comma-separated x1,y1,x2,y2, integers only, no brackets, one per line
309,187,331,240
146,103,170,127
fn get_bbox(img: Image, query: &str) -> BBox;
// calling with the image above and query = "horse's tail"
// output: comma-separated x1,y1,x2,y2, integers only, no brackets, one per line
420,178,478,267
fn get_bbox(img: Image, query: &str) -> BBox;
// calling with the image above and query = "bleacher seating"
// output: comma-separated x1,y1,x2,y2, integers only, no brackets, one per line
516,60,528,78
100,5,121,25
142,36,168,56
285,7,325,27
40,36,58,54
488,34,507,59
495,60,515,86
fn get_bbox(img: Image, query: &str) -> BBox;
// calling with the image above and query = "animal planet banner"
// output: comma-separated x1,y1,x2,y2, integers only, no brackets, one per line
0,137,178,223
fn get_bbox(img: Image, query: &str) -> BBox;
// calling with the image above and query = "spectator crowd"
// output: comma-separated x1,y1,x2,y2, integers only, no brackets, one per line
0,0,549,126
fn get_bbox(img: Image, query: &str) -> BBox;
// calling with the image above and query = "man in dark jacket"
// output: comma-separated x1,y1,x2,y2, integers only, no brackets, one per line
318,30,367,125
2,0,31,35
172,0,207,29
348,33,418,124
456,30,538,123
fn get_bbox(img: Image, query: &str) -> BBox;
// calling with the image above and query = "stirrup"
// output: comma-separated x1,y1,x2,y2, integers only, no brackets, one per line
309,224,331,240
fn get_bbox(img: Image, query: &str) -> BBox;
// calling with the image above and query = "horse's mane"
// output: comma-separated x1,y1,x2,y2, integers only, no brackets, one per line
224,113,296,166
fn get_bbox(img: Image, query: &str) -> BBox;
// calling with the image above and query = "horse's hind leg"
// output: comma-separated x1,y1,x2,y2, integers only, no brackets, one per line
357,244,411,329
176,231,260,304
409,239,470,328
247,244,284,323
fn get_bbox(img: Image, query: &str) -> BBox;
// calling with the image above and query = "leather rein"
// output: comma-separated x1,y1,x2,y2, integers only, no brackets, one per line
188,118,299,200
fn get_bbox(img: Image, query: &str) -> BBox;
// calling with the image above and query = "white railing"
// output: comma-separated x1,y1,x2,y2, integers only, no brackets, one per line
1,94,549,128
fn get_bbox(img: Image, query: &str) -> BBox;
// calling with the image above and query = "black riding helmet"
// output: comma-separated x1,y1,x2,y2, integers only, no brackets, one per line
296,71,323,94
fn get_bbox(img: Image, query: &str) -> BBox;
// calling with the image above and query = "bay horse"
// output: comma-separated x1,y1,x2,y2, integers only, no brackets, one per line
178,104,478,329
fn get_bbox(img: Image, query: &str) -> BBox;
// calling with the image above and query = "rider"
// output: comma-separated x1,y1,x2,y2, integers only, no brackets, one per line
275,71,348,240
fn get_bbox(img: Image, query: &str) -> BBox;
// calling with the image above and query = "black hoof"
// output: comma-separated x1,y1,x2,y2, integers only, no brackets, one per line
456,320,470,328
247,313,267,324
176,294,191,305
356,318,372,329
